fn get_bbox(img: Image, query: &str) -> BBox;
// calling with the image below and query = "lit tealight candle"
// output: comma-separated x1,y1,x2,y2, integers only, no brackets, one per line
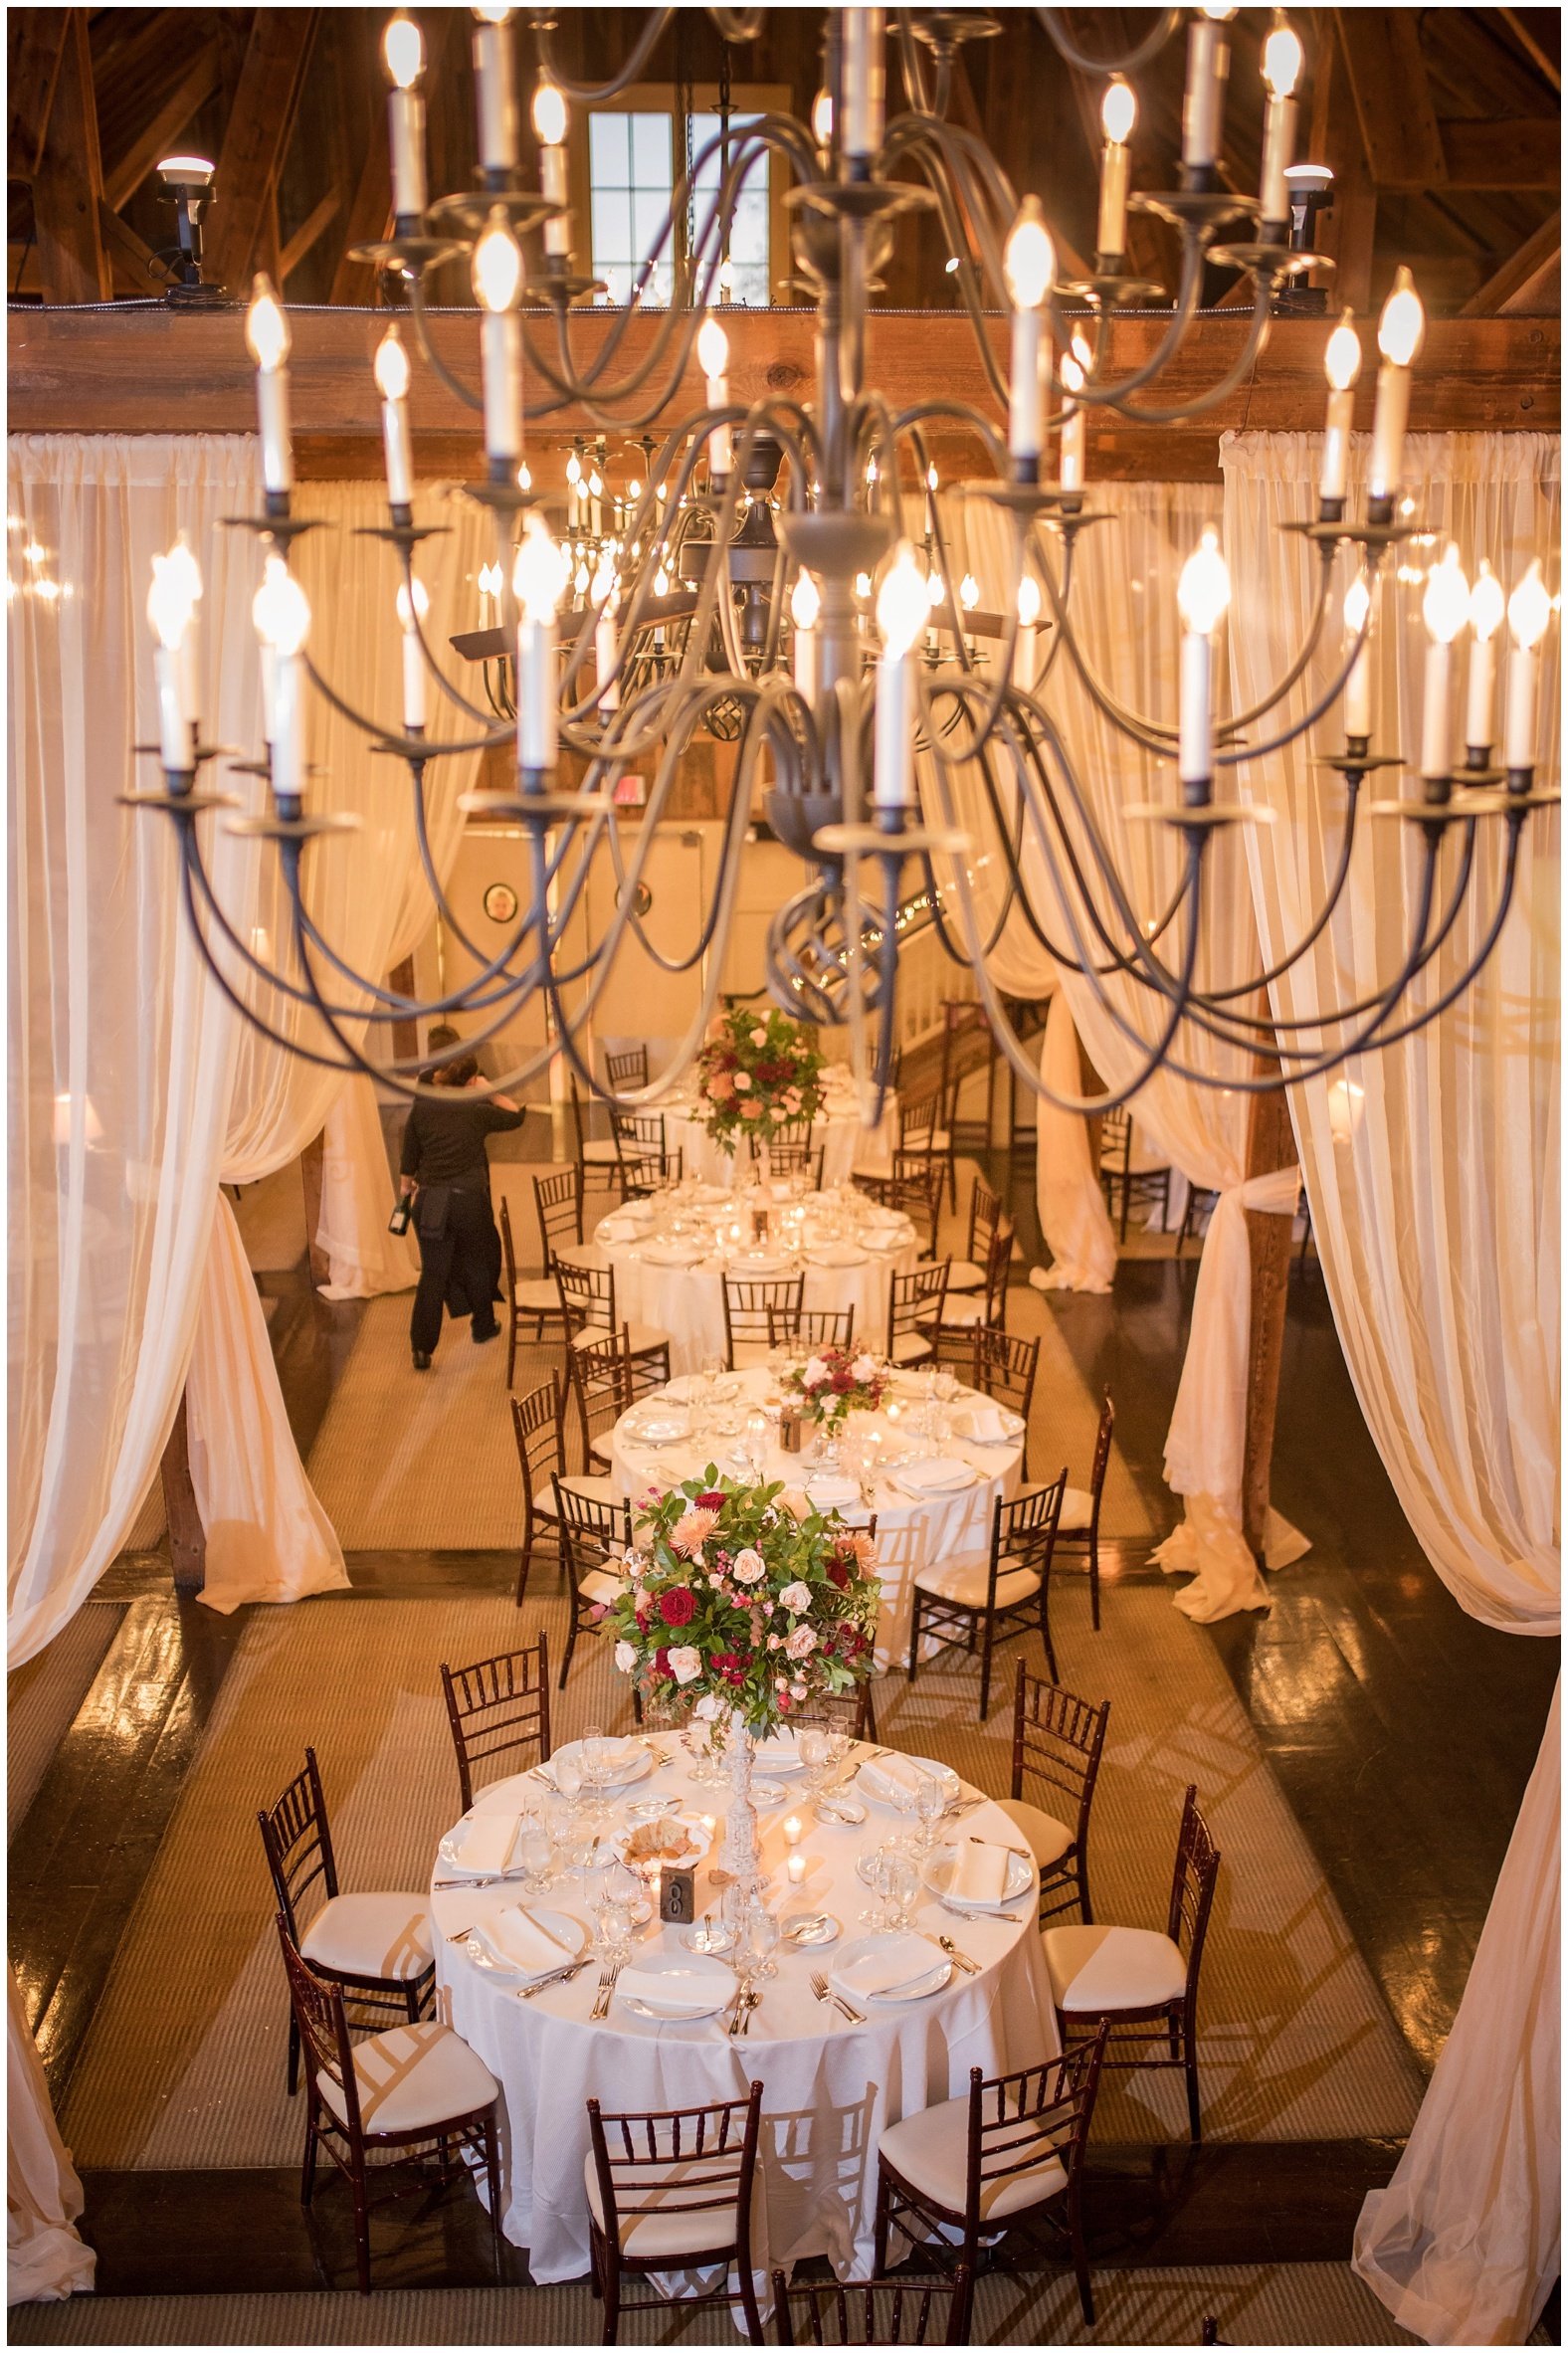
1176,529,1231,791
783,1814,803,1847
787,1853,807,1886
245,275,293,503
383,16,427,225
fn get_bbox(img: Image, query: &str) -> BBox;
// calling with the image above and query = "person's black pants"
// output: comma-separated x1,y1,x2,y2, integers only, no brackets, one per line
411,1186,502,1356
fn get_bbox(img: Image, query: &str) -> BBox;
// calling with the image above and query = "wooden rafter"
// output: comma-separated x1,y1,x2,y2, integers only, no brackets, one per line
1336,9,1447,190
1498,7,1561,94
7,9,70,184
1461,208,1561,316
1439,118,1560,191
32,10,109,304
1309,13,1377,314
204,8,318,294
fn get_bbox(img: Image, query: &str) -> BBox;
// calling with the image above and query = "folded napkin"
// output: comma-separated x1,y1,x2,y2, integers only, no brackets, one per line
949,1403,1013,1443
859,1754,930,1804
475,1904,575,1975
451,1815,519,1874
617,1964,730,2015
597,1218,641,1245
588,1738,645,1779
754,1732,800,1769
662,1375,700,1401
836,1933,943,1999
951,1842,1010,1903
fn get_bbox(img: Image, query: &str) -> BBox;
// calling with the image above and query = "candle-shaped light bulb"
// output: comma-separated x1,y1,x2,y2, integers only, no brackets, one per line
1504,559,1550,771
533,79,570,255
147,546,201,768
1260,19,1302,226
1015,571,1042,689
1004,197,1055,466
843,7,886,161
1318,309,1360,508
473,213,522,463
1097,80,1135,258
593,556,620,711
245,275,294,497
698,314,732,479
383,16,427,221
1059,350,1086,489
253,564,310,800
1342,571,1372,739
472,5,517,176
812,87,833,147
959,573,980,612
1369,268,1425,509
395,575,430,730
251,552,291,741
160,537,204,735
1182,5,1236,174
1419,542,1469,780
513,514,561,771
1465,561,1505,758
875,543,926,810
791,568,820,701
1177,529,1230,786
374,325,414,510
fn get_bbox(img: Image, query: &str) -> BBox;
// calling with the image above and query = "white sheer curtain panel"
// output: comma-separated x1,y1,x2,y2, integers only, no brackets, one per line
1225,428,1560,2344
315,1074,422,1299
961,484,1302,1611
7,432,259,1663
1032,989,1116,1291
7,1968,94,2304
186,475,485,1605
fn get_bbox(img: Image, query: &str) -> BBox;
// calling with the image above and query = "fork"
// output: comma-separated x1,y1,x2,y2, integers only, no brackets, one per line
940,1896,1025,1924
590,1961,624,2021
726,1977,754,2037
810,1971,865,2025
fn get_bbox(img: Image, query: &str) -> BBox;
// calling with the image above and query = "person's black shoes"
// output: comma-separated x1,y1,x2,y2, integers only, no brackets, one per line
472,1325,500,1345
412,1349,432,1370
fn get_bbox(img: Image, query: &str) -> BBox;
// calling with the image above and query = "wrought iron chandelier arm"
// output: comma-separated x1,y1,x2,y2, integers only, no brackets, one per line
405,276,486,416
892,10,936,115
1035,7,1181,76
1094,272,1275,427
406,571,519,730
1054,238,1206,411
532,10,678,103
1213,538,1339,741
1032,560,1180,755
1353,822,1524,1054
178,840,361,1071
299,650,502,755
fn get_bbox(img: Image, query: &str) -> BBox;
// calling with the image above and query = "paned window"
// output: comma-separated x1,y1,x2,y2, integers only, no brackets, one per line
589,110,675,306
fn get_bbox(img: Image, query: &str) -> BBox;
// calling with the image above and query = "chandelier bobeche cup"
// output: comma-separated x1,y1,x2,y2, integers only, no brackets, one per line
128,5,1557,1119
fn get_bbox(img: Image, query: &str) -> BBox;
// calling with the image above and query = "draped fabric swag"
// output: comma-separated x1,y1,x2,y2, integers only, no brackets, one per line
1223,427,1560,2346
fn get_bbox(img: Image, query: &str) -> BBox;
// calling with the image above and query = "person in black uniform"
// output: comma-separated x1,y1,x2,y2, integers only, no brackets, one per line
398,1028,525,1369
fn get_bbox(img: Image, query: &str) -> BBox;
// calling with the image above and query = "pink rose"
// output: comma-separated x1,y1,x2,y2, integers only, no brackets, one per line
785,1625,817,1661
732,1072,752,1092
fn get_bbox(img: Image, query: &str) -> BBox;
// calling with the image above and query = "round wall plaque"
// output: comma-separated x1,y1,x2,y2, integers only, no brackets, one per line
483,881,519,924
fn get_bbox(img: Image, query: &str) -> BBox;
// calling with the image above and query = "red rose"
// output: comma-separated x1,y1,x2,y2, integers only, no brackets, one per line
653,1646,672,1680
827,1561,850,1590
831,1370,853,1392
695,1491,727,1510
661,1587,696,1628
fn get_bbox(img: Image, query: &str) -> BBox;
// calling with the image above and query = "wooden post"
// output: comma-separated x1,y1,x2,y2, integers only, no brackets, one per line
160,1386,205,1594
297,1130,331,1287
1240,1082,1299,1563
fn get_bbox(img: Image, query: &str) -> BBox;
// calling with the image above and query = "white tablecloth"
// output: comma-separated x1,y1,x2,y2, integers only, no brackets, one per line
586,1201,919,1378
608,1366,1025,1669
659,1081,897,1192
433,1751,1060,2288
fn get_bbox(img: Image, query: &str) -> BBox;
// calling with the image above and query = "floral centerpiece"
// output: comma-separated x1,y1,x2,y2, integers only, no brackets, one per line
694,1006,826,1159
783,1346,887,1428
599,1469,881,1887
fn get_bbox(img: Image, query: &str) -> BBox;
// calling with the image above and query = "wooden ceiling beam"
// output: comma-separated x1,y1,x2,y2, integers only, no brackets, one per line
1439,118,1560,192
1461,208,1561,315
101,42,222,214
1335,10,1447,190
327,55,391,304
1309,13,1377,314
31,10,109,304
205,8,317,294
7,9,71,184
1499,7,1560,93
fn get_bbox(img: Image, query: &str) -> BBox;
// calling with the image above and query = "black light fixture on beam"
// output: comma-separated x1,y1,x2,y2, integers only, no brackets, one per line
154,154,226,304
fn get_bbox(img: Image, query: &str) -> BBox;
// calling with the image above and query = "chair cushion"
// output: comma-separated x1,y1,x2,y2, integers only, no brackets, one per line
1044,1923,1187,2014
579,1568,627,1607
945,1261,985,1292
584,2150,742,2262
939,1296,986,1328
513,1278,560,1312
569,1321,669,1358
1057,1485,1094,1533
889,1332,936,1365
879,2094,1067,2221
581,1141,620,1163
914,1556,1041,1610
532,1474,614,1517
299,1892,433,1981
318,2019,496,2136
994,1797,1075,1869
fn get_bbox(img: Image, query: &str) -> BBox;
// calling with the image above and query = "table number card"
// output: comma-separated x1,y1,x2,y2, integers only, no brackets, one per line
659,1863,697,1924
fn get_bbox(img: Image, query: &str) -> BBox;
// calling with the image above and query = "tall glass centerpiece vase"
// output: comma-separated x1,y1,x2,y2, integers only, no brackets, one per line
717,1709,764,1891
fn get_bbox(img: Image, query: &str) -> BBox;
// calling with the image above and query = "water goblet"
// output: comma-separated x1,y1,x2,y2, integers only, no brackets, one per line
720,1877,752,1948
932,1369,959,1407
882,1853,919,1933
516,1819,553,1894
745,1901,782,1981
914,1774,947,1856
859,1842,894,1927
798,1726,829,1799
553,1751,584,1811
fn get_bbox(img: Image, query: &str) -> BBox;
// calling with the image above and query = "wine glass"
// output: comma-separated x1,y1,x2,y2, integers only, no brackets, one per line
516,1818,553,1895
553,1751,584,1811
798,1726,829,1799
882,1853,919,1933
720,1877,752,1950
745,1901,782,1981
914,1774,948,1856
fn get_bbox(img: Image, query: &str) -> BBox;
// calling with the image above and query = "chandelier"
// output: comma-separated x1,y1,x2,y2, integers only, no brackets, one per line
128,5,1558,1117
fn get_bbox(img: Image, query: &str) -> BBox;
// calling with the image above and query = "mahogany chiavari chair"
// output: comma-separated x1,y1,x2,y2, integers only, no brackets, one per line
1003,1663,1111,1926
767,1302,856,1354
908,1471,1067,1720
1053,1388,1114,1631
439,1633,552,1810
723,1273,805,1368
500,1195,567,1384
554,1481,634,1688
586,2080,765,2345
770,2267,973,2345
886,1260,950,1369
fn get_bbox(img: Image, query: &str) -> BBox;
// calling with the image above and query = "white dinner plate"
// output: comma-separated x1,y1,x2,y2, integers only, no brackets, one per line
465,1907,587,1981
639,1242,709,1268
617,1951,737,2021
855,1754,962,1811
831,1933,952,2005
553,1737,653,1789
609,1809,712,1869
622,1405,691,1444
921,1844,1037,1908
806,1243,869,1269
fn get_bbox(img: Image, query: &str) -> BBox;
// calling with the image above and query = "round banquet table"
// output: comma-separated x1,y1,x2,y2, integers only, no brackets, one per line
582,1195,920,1379
655,1074,897,1192
433,1744,1061,2289
608,1365,1027,1669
